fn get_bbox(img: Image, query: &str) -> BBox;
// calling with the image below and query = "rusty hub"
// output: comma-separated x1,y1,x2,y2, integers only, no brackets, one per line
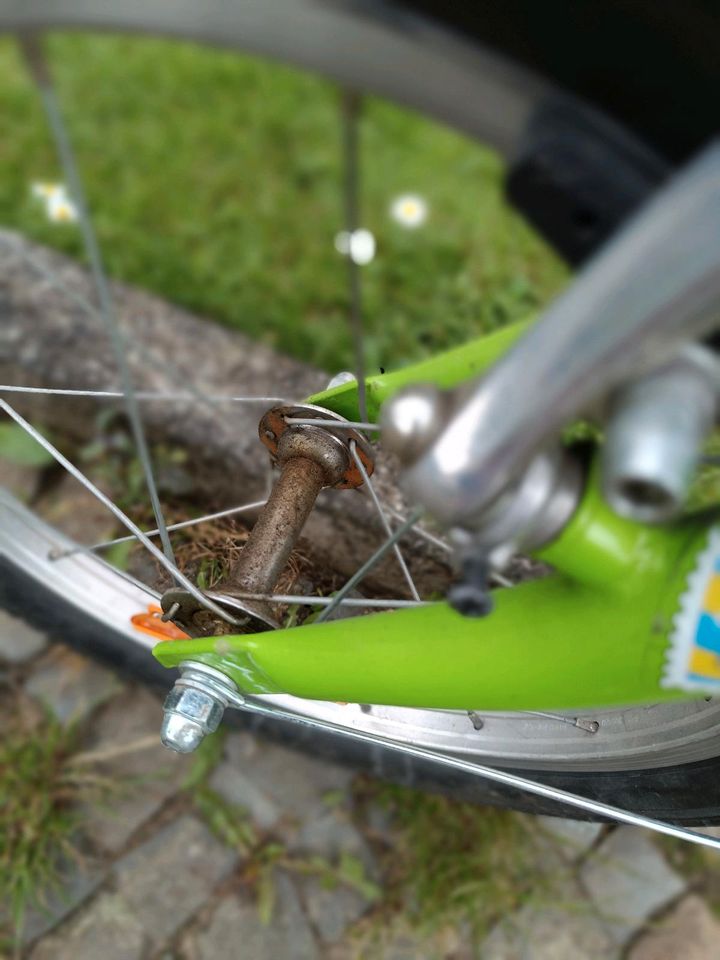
161,404,374,637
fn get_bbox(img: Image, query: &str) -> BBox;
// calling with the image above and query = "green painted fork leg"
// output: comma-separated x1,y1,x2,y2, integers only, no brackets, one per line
153,472,712,710
306,318,533,422
152,315,715,709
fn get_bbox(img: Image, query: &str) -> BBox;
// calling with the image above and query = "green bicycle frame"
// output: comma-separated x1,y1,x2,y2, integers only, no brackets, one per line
154,319,720,710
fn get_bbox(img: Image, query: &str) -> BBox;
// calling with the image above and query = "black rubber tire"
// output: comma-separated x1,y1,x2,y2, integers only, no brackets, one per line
4,555,720,825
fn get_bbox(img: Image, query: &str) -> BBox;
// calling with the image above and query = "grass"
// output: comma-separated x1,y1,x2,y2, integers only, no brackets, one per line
0,701,96,946
183,735,380,928
353,778,567,946
0,32,566,375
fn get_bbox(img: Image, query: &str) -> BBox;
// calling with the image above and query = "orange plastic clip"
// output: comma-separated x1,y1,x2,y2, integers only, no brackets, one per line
131,604,190,642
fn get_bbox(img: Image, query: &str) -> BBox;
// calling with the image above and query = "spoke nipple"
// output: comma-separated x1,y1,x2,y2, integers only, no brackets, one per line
161,601,181,623
468,711,485,731
575,718,600,734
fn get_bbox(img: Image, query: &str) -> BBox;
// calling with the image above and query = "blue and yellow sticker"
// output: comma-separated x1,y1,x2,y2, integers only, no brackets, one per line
664,527,720,692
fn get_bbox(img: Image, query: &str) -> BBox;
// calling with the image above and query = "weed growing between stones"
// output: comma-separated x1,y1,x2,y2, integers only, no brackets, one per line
352,776,567,947
0,695,113,948
183,736,380,929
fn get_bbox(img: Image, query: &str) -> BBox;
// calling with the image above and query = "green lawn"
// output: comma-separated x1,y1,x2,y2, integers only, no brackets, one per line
0,33,566,374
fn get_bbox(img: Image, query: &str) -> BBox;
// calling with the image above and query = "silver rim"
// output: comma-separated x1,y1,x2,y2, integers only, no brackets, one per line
3,488,718,773
1,3,716,775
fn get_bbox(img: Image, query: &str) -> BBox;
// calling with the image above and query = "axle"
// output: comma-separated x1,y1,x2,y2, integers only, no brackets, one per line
160,403,373,637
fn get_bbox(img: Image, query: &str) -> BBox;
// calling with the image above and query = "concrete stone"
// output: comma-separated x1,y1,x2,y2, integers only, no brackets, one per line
0,228,449,596
0,608,47,663
292,810,376,877
299,875,370,943
581,827,687,946
79,686,191,853
113,814,237,948
25,644,122,725
628,895,720,960
187,873,319,960
481,877,618,960
209,731,353,832
537,816,604,860
29,892,146,960
482,899,620,960
2,852,105,948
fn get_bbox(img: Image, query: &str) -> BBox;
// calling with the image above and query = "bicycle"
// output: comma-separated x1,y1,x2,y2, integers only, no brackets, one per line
1,1,719,851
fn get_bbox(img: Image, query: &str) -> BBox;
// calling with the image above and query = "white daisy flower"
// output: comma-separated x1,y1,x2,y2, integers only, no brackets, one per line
390,193,428,228
31,181,64,200
30,182,78,223
334,228,376,265
47,191,78,224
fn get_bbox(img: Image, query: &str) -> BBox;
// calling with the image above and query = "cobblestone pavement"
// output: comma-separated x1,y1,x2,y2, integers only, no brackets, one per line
3,616,720,959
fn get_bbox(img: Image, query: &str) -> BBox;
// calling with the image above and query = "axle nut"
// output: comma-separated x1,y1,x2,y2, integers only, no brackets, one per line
160,662,242,754
160,684,226,753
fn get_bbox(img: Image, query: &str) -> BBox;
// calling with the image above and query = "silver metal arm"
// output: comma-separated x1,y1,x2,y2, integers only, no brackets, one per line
399,142,720,527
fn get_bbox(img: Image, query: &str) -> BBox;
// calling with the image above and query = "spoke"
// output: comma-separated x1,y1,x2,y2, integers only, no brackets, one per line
384,505,453,555
523,711,600,733
0,232,290,416
285,417,380,431
226,590,430,609
49,500,269,560
0,384,285,403
350,440,420,601
91,548,161,599
340,89,368,423
0,398,239,625
21,36,169,568
241,697,720,854
315,508,423,623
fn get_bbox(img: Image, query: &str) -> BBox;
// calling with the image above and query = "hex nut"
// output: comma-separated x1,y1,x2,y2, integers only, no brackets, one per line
160,712,207,754
163,684,226,733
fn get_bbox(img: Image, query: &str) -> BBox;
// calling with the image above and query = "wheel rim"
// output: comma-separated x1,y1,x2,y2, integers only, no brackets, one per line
4,487,719,773
0,7,712,775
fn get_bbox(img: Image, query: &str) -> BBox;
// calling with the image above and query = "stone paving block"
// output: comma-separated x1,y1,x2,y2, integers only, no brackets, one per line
113,814,237,948
1,852,106,949
184,872,319,960
209,731,353,831
299,874,370,944
25,644,122,725
292,809,377,877
581,827,687,946
0,608,47,663
628,894,720,960
481,884,619,960
28,892,146,960
79,686,191,853
537,816,604,860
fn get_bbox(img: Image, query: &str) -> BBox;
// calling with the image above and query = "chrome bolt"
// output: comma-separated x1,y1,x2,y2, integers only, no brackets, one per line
160,661,244,754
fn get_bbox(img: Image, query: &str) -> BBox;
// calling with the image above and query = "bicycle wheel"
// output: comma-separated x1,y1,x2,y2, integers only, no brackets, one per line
1,0,719,824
